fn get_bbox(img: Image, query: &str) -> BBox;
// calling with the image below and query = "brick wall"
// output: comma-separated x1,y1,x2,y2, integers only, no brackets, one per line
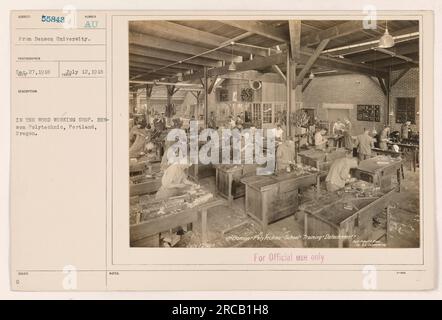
301,73,387,135
389,68,420,132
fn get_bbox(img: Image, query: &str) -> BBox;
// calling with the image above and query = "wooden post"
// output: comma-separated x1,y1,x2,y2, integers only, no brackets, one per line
386,72,391,126
145,84,153,123
203,66,209,128
131,92,137,115
286,52,297,163
286,52,291,138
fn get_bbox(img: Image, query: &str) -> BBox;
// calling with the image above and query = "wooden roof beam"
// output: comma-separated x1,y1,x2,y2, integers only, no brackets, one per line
129,45,222,68
173,52,287,83
302,20,366,47
129,32,241,63
129,62,187,74
129,54,204,71
347,40,418,63
295,39,330,86
221,20,289,43
322,25,419,56
131,21,267,57
299,48,389,78
288,20,301,60
390,67,411,87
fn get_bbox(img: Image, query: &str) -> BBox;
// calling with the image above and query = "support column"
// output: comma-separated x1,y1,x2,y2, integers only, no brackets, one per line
286,52,297,140
135,90,141,114
145,84,153,123
203,67,209,128
286,52,291,138
166,85,175,121
130,92,137,115
386,72,391,126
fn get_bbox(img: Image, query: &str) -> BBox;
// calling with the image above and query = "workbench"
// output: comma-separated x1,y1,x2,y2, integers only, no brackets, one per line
129,161,162,197
352,156,405,192
372,148,402,158
326,134,344,148
298,148,347,177
388,142,419,172
188,163,216,182
301,188,396,248
241,171,319,232
215,164,259,206
130,198,224,247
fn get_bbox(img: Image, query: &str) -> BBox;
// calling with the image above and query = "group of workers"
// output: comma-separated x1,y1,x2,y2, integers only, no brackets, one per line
130,105,415,201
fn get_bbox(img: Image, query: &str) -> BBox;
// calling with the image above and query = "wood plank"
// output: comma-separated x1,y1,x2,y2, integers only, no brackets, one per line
131,21,267,57
176,52,287,83
288,20,301,60
295,39,330,86
130,180,162,196
221,20,289,43
130,44,221,68
129,32,238,62
129,54,204,71
348,41,419,63
377,77,388,96
272,65,286,82
322,25,419,56
302,79,313,92
129,61,185,73
302,21,364,47
299,48,389,78
130,210,198,242
373,47,416,62
390,67,411,87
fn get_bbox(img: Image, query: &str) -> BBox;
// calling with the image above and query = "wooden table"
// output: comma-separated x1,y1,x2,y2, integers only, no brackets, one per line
326,135,344,148
388,142,419,172
129,162,162,197
215,164,258,206
188,163,216,182
241,172,318,233
301,188,396,248
372,148,402,158
130,198,224,247
298,148,347,177
352,156,405,192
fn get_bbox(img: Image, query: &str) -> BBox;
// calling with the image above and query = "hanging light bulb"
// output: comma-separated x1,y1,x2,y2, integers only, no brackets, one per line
379,20,395,48
228,42,236,71
308,72,315,79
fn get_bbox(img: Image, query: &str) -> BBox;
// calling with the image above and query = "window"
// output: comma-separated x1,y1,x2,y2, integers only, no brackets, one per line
252,103,262,126
262,103,272,124
396,97,416,124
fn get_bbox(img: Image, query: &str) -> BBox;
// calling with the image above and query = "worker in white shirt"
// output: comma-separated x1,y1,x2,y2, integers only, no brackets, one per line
275,123,284,143
355,128,376,161
314,127,327,150
379,126,391,150
155,163,192,200
325,152,358,192
228,116,236,129
332,118,345,135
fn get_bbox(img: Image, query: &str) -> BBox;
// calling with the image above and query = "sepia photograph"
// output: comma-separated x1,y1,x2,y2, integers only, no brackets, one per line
128,19,420,249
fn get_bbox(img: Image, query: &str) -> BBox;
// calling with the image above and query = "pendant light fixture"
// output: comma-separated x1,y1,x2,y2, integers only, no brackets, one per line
379,20,395,48
228,42,237,71
308,72,315,79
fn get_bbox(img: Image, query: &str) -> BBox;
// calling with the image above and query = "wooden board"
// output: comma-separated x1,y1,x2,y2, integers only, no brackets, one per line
242,172,318,231
302,189,395,248
215,164,259,201
130,179,162,196
352,156,404,192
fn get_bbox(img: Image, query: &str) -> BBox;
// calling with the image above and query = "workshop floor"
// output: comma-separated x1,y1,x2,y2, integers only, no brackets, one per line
176,167,420,248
